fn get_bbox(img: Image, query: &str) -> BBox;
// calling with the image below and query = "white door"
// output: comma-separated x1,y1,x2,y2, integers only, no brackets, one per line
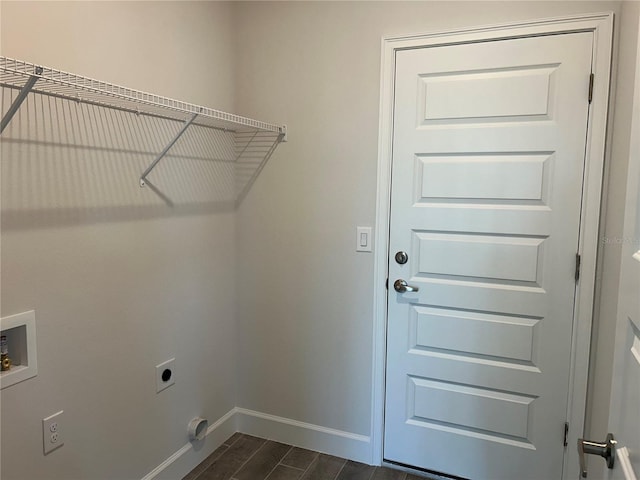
385,33,594,479
603,23,640,480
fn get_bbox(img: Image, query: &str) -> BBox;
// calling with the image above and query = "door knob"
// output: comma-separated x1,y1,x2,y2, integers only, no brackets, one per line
393,279,419,293
577,433,616,478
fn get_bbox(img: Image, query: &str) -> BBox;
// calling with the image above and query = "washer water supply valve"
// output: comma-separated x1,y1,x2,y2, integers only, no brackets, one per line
1,335,11,371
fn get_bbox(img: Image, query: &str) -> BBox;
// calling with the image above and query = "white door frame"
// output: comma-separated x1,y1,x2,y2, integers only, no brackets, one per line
371,13,614,480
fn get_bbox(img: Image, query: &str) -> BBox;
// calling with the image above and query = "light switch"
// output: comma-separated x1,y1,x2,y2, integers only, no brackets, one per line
356,226,373,252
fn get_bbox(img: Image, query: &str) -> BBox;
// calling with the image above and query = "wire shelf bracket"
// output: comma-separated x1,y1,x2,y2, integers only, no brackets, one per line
139,111,200,187
0,65,42,134
0,56,287,204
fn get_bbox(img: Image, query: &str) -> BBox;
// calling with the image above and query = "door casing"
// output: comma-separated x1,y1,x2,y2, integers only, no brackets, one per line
371,12,614,480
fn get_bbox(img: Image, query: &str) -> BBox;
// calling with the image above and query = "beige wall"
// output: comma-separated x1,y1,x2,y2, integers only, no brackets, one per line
233,0,630,442
1,1,638,478
1,2,238,479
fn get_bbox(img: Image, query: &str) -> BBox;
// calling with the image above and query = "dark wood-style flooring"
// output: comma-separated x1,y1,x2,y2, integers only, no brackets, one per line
183,433,433,480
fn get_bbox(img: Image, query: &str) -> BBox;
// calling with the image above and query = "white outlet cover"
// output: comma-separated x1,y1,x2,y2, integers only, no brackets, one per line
43,411,64,454
156,358,176,393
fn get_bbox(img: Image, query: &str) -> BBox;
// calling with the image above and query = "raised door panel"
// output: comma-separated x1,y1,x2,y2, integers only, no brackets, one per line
385,31,593,480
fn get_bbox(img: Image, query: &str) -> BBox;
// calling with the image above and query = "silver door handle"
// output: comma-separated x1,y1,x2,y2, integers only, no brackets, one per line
578,434,616,478
393,279,419,293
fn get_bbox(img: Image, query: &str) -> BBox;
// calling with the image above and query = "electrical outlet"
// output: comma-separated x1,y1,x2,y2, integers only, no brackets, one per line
155,358,176,393
43,411,64,454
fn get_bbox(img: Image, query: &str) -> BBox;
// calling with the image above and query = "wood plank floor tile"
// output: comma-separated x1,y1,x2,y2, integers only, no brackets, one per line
335,460,376,480
232,441,292,480
281,447,319,470
300,454,347,480
370,467,407,480
184,433,436,480
265,465,305,480
199,435,266,480
223,433,244,447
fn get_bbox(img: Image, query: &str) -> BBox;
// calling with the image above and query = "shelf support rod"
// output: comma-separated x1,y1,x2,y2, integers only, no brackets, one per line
0,66,42,135
140,112,199,187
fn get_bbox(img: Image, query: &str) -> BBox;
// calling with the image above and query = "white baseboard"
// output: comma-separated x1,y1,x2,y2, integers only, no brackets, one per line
235,407,373,465
141,408,237,480
141,407,373,479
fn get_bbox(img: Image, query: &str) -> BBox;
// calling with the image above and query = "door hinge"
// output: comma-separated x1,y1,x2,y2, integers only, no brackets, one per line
386,278,389,290
564,422,569,447
575,253,581,282
588,73,594,104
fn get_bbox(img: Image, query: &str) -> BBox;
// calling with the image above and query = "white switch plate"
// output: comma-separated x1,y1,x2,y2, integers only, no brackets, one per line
43,410,64,454
356,226,373,252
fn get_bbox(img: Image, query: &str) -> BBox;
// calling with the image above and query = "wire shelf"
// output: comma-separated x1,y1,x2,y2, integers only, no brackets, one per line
0,56,286,206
